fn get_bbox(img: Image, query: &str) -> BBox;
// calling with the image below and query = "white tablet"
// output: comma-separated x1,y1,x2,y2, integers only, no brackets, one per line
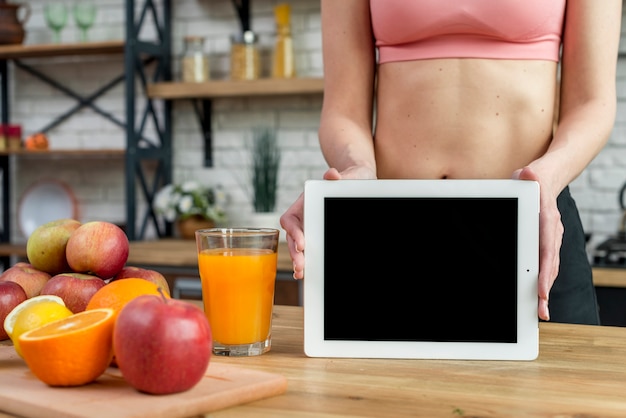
303,179,539,360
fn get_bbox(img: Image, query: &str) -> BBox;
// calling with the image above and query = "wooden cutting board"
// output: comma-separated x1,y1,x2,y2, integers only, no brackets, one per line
0,346,287,418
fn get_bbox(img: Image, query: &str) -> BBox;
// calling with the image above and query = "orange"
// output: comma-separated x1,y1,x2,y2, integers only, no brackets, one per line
18,308,115,387
86,278,169,321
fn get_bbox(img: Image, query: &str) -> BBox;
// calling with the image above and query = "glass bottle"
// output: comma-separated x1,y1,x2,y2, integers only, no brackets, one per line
230,30,261,80
272,3,295,79
182,36,209,83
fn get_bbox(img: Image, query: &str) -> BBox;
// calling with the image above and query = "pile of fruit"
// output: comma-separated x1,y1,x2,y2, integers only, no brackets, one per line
0,218,212,395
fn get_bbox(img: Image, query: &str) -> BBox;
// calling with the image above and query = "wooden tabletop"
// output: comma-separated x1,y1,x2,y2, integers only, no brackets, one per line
207,305,626,417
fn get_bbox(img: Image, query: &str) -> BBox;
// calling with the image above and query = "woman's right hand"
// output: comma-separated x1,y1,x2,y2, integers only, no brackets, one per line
280,166,376,279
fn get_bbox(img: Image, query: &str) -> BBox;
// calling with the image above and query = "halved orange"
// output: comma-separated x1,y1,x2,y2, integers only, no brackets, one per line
19,308,115,387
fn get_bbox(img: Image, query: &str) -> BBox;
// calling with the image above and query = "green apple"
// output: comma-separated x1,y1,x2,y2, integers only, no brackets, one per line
26,218,81,275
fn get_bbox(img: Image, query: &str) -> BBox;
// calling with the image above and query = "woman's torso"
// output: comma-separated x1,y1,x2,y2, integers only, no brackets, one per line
369,0,565,179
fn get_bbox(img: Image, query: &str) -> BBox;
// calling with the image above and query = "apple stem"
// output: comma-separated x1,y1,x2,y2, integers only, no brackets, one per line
158,287,169,303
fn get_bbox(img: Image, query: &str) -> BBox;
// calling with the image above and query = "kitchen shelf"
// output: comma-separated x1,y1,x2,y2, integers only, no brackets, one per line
0,41,125,60
147,77,324,168
0,149,125,158
146,77,324,99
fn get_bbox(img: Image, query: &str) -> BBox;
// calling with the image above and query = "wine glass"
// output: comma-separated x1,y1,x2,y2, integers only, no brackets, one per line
44,3,69,44
73,1,97,42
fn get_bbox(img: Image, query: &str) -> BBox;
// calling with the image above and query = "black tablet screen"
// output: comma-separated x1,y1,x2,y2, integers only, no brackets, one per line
323,197,518,343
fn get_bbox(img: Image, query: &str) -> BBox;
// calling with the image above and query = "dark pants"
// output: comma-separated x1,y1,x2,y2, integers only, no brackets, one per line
546,187,600,325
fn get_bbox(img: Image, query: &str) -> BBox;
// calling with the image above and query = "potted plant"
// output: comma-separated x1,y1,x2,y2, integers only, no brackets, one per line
154,181,227,239
243,128,283,235
251,127,281,213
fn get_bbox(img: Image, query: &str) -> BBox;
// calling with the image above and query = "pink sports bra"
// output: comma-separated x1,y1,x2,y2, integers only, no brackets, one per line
371,0,566,63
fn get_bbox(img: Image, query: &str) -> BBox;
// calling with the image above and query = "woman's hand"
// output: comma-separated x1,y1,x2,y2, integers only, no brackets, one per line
280,166,376,279
512,166,563,321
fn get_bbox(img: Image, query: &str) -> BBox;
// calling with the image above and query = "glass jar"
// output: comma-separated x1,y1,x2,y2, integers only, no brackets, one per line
230,30,260,81
6,124,21,151
182,36,209,82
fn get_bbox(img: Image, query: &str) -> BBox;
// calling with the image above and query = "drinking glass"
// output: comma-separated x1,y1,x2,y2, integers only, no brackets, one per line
196,228,279,356
73,1,97,42
44,3,69,44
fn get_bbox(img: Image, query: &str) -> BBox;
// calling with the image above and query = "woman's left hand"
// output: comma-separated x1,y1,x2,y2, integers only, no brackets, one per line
512,166,563,321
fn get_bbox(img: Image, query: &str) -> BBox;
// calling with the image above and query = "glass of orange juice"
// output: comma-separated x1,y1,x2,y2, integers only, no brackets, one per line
195,228,279,356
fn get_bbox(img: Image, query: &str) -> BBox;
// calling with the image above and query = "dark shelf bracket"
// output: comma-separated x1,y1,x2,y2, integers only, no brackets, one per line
231,0,251,33
191,99,213,167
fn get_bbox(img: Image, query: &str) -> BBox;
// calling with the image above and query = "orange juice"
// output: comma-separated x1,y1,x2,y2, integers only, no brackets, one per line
198,248,277,345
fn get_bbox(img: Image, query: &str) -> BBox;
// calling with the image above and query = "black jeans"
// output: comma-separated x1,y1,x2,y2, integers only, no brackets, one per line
546,187,600,325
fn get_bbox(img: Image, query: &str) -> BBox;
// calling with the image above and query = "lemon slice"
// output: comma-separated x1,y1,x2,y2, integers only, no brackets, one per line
3,295,73,357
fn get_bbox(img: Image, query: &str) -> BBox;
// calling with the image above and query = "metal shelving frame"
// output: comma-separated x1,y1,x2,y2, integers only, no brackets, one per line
125,0,173,240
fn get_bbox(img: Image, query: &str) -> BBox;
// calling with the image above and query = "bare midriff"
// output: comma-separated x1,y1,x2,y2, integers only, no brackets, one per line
374,58,558,179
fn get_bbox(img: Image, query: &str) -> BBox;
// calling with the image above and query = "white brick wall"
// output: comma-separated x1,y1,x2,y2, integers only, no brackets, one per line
5,0,626,261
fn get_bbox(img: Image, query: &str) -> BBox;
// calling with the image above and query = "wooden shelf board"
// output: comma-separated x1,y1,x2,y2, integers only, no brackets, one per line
0,41,125,60
147,77,324,99
0,149,125,157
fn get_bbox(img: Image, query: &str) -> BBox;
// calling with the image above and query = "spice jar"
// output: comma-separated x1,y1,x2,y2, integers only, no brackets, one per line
230,30,260,81
6,124,22,151
182,36,209,82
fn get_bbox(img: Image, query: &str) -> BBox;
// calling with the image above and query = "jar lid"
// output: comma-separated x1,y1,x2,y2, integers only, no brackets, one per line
6,124,21,136
231,30,258,45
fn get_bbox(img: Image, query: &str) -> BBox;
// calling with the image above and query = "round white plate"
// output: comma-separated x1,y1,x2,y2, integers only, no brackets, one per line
18,180,79,237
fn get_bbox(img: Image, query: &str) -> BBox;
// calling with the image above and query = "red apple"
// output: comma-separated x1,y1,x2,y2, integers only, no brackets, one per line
65,221,129,279
40,273,106,313
0,281,28,340
26,218,81,275
114,292,212,395
111,266,171,296
0,262,51,298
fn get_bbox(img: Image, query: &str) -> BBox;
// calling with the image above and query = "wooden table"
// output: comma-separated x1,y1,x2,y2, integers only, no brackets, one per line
205,305,626,417
2,306,625,417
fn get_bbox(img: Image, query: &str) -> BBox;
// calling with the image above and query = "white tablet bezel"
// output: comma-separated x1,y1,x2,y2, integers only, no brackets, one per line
303,179,539,360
